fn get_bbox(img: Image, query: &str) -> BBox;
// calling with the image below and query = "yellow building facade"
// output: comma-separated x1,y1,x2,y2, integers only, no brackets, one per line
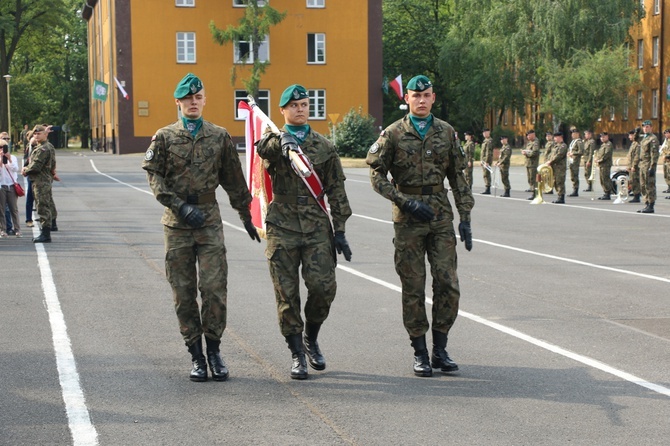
83,0,382,154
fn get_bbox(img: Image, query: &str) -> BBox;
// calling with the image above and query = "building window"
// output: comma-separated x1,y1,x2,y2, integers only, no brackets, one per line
307,0,325,7
234,36,269,63
637,39,644,69
176,0,195,6
623,94,629,121
531,103,537,124
233,0,266,6
308,89,326,119
652,89,659,118
307,33,326,64
652,37,659,67
609,106,615,121
176,32,196,63
654,0,660,14
235,90,270,120
637,91,643,119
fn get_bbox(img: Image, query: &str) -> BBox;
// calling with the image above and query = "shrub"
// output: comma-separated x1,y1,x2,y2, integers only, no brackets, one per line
330,107,378,158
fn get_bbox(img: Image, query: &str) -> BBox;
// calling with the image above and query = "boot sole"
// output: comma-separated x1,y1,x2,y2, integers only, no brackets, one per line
211,374,229,382
307,360,326,371
290,373,308,380
189,376,208,382
414,370,433,377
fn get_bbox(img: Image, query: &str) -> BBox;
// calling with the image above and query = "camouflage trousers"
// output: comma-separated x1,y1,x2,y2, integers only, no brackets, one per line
32,181,54,228
569,157,581,190
552,165,566,195
526,165,538,190
584,163,593,186
639,164,657,204
393,219,460,338
464,166,474,189
500,165,510,190
164,222,228,346
265,223,337,337
629,168,641,195
482,166,491,187
599,164,613,194
663,163,670,187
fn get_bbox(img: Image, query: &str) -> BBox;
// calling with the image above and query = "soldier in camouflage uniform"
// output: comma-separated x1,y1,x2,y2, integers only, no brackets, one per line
495,135,512,197
637,120,660,213
366,75,474,377
480,128,493,194
521,129,540,199
582,130,596,192
21,125,55,243
542,132,555,195
257,84,352,380
546,132,567,204
567,128,584,197
462,131,475,189
142,73,260,382
660,129,670,198
625,128,642,203
595,132,614,200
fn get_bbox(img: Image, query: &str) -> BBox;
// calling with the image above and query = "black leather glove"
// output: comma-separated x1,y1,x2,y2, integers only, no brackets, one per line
244,220,261,243
648,167,655,176
178,203,205,228
401,199,435,221
334,231,352,262
458,221,473,251
280,132,300,159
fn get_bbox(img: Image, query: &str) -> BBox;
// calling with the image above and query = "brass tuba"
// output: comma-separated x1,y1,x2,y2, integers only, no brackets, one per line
611,170,630,204
530,164,554,204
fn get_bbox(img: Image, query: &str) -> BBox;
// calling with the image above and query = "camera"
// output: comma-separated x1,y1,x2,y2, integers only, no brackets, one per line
2,145,8,164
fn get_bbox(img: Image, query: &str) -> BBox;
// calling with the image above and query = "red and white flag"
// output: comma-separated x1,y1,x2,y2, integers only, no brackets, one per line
237,101,273,238
113,76,129,100
389,74,403,100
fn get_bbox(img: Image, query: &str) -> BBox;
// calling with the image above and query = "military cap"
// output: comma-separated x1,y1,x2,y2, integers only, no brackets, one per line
526,129,535,135
500,135,508,140
600,132,608,136
279,84,309,107
570,127,579,133
642,120,652,126
663,128,670,134
584,129,593,134
553,132,563,137
628,129,637,135
406,75,433,92
174,73,203,99
545,131,553,135
482,128,491,132
464,131,473,136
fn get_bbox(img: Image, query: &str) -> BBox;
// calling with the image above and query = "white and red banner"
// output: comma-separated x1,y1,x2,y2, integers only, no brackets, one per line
113,76,129,100
389,74,403,100
238,101,273,238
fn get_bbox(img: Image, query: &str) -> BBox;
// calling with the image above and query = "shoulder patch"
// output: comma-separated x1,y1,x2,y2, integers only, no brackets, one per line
369,143,379,154
380,130,386,137
151,134,157,142
144,149,154,161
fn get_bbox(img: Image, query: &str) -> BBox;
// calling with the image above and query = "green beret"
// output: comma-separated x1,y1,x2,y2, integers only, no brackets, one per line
642,120,652,126
174,73,203,99
279,84,309,107
406,75,432,92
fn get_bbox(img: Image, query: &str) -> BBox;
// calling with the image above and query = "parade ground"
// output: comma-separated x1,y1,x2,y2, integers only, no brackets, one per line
2,150,669,445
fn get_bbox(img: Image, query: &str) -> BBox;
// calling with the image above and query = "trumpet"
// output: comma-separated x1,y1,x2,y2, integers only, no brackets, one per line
530,164,554,204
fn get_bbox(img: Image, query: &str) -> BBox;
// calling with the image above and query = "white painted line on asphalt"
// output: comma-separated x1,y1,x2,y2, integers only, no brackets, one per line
33,234,99,445
336,263,670,398
90,160,152,195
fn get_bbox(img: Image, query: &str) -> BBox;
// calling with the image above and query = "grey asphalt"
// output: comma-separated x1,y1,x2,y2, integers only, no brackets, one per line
2,150,669,445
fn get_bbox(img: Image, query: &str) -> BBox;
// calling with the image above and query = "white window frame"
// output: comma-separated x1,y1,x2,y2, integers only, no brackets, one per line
637,39,644,69
503,109,508,126
637,91,644,119
308,89,326,119
176,0,195,6
234,36,269,64
609,106,615,121
652,89,659,118
176,32,196,64
652,36,659,66
307,33,326,64
654,0,660,14
307,0,325,7
531,103,537,125
235,90,270,120
233,0,266,7
623,94,629,121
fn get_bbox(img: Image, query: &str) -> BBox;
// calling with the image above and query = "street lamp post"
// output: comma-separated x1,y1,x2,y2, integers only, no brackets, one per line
3,74,11,149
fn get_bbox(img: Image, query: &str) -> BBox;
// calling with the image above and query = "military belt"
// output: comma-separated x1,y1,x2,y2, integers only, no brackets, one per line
180,192,217,204
272,194,318,205
396,184,445,195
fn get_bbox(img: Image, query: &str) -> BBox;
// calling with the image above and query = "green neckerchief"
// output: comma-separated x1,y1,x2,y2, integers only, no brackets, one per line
182,117,203,137
409,114,433,139
285,124,311,145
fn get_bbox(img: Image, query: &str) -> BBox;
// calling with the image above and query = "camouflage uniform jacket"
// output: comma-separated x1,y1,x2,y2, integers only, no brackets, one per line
583,138,596,165
257,127,352,234
142,120,252,229
24,141,56,185
568,138,584,160
523,139,540,167
366,114,474,223
543,141,555,162
626,141,640,169
638,133,660,169
481,137,494,165
595,141,613,165
498,143,511,167
660,138,670,165
548,142,567,167
463,140,475,166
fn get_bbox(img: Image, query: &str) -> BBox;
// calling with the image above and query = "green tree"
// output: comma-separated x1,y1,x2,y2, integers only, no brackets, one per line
330,107,377,158
210,0,286,99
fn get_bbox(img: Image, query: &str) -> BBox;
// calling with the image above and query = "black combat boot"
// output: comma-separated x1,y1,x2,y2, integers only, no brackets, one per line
50,219,58,232
205,337,229,381
638,202,655,214
629,194,641,203
303,323,326,371
552,194,565,204
568,189,579,197
430,330,459,373
410,335,432,377
583,183,592,192
285,334,308,380
187,338,208,382
663,188,670,193
502,189,510,197
481,187,491,195
597,193,611,200
527,190,535,201
32,226,51,243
